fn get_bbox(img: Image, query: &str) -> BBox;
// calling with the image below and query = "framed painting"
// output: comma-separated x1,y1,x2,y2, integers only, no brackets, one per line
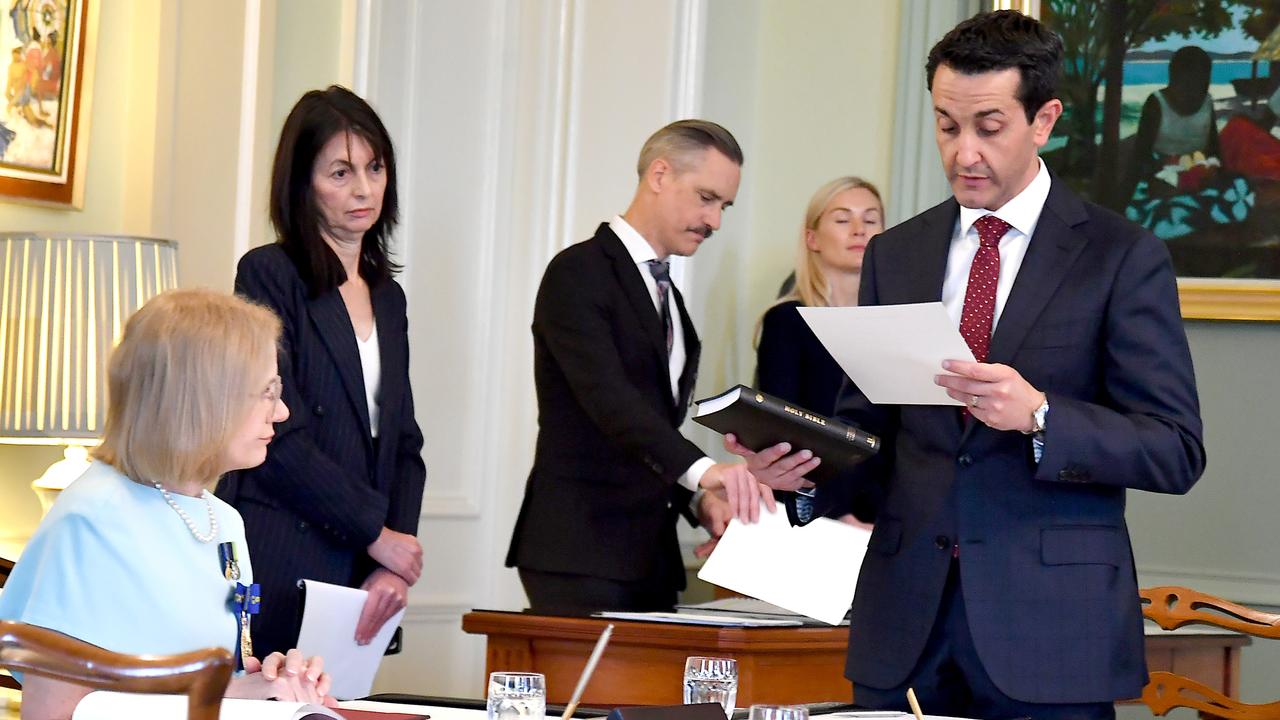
1022,0,1280,320
0,0,94,208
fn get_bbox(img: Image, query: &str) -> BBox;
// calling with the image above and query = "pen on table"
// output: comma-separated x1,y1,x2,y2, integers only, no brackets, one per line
561,623,614,720
906,687,924,720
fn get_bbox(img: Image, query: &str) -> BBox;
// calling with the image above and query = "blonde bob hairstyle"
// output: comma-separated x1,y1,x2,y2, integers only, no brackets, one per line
93,288,282,490
788,175,883,308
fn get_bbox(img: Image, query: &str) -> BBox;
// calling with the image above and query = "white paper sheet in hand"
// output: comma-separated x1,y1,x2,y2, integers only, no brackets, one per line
295,579,406,700
697,505,870,625
798,302,973,405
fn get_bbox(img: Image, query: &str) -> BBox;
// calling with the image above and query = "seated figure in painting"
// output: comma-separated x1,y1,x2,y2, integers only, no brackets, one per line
1124,45,1254,240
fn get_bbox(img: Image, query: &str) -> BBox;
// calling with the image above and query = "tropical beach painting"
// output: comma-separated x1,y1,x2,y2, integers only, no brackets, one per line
0,0,90,206
1041,0,1280,319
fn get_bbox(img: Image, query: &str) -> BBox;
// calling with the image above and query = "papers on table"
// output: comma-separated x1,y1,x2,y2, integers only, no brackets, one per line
798,302,972,405
593,610,802,627
73,691,340,719
697,504,869,625
296,579,407,700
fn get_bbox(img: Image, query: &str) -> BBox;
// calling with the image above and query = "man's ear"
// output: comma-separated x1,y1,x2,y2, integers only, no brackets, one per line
1032,98,1063,147
645,157,672,193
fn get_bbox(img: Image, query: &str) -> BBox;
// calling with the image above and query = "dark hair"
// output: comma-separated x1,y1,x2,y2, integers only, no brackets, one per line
270,85,400,296
925,10,1063,123
636,119,744,178
1168,45,1211,86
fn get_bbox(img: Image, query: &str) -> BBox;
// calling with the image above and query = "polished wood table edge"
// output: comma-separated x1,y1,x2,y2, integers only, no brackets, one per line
461,610,851,651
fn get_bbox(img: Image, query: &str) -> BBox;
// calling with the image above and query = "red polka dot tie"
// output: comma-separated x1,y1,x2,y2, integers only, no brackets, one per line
959,215,1010,363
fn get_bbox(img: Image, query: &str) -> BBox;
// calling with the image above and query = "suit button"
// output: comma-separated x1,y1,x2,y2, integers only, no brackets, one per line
957,454,973,467
314,404,325,416
297,520,309,531
1058,469,1075,481
935,535,950,550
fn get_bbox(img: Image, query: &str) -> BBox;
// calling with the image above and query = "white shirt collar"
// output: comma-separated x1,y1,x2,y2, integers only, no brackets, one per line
610,215,660,265
957,157,1051,241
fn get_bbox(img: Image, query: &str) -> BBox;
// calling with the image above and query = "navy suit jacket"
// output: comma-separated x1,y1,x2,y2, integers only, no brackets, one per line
505,223,702,592
216,244,426,657
808,178,1205,703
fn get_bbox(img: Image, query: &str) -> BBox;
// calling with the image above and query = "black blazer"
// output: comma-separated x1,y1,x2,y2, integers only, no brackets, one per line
506,223,702,591
808,178,1205,703
216,244,426,657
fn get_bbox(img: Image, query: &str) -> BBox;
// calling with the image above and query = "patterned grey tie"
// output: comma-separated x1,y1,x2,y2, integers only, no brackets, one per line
646,259,674,357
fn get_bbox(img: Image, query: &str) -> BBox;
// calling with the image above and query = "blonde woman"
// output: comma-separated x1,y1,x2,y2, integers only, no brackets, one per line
0,289,334,719
755,177,884,524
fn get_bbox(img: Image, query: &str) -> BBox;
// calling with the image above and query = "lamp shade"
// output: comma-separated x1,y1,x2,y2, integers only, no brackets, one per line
0,233,178,444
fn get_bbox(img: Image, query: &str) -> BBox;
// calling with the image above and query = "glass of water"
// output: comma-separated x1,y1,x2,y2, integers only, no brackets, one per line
683,656,738,718
747,705,809,720
487,671,546,720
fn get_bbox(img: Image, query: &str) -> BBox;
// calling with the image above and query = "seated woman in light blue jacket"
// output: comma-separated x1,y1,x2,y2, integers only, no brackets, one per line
0,289,334,720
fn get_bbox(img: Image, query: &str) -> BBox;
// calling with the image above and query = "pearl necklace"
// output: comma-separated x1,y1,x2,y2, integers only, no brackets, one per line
154,482,219,543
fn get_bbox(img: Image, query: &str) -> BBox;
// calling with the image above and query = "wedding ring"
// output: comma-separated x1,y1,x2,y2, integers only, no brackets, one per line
970,395,981,408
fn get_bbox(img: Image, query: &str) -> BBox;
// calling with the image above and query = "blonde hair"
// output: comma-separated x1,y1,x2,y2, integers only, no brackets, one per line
789,176,883,308
94,288,282,490
754,177,884,347
636,119,743,178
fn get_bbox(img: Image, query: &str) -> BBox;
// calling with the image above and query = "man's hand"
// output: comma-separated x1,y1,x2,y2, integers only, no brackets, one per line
692,491,734,559
355,567,410,645
699,462,775,522
367,527,423,585
722,434,820,492
936,359,1044,432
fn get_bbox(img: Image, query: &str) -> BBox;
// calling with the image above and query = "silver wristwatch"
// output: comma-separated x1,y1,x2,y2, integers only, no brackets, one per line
1026,396,1049,435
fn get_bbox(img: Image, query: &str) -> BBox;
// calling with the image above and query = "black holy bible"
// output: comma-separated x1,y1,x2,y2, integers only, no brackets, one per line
693,384,879,485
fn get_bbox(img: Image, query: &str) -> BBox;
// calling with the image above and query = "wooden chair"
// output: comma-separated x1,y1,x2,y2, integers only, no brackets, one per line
1140,586,1280,719
0,620,234,720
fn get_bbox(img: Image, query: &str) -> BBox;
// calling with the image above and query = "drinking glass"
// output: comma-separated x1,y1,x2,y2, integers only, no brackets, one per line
682,656,738,718
487,671,546,720
747,705,809,720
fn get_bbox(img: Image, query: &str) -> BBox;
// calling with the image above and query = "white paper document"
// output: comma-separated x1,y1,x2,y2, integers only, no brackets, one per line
798,302,973,405
73,691,339,719
295,579,406,700
593,610,802,627
698,505,870,625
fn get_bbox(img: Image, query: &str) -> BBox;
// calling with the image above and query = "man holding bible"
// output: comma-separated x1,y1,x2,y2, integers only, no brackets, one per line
506,120,776,613
732,11,1204,720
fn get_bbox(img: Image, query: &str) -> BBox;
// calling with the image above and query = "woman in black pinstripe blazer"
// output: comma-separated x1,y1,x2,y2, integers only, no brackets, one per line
217,86,427,659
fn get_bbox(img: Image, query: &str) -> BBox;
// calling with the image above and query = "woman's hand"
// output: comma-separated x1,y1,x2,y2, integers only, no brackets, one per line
366,527,423,585
228,649,336,707
355,567,410,645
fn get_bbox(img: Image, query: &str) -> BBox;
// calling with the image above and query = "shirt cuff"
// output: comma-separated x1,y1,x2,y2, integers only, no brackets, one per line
680,456,716,492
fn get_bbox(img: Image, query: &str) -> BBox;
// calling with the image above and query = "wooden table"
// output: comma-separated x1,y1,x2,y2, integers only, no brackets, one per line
461,611,1250,707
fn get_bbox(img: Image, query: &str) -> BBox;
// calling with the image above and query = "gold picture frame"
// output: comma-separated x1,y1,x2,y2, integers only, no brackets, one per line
0,0,96,208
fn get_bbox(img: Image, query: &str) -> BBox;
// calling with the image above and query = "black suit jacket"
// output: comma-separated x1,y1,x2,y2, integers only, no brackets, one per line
506,223,702,591
807,178,1205,703
216,244,426,657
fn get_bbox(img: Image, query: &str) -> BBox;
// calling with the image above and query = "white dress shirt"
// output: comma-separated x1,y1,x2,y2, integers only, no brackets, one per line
941,157,1051,331
610,215,713,493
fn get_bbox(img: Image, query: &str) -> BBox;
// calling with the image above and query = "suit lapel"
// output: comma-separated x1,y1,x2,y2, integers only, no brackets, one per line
370,282,401,457
308,290,373,441
901,199,958,304
672,284,699,415
598,226,673,370
987,178,1090,365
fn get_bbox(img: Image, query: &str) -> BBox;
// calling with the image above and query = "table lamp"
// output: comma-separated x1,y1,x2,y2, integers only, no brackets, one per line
0,233,178,516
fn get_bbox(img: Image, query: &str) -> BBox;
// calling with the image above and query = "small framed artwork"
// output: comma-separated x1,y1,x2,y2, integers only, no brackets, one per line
1009,0,1280,320
0,0,95,208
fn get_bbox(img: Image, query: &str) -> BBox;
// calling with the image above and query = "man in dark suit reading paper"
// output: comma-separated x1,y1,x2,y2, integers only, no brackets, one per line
506,120,778,613
731,11,1205,720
